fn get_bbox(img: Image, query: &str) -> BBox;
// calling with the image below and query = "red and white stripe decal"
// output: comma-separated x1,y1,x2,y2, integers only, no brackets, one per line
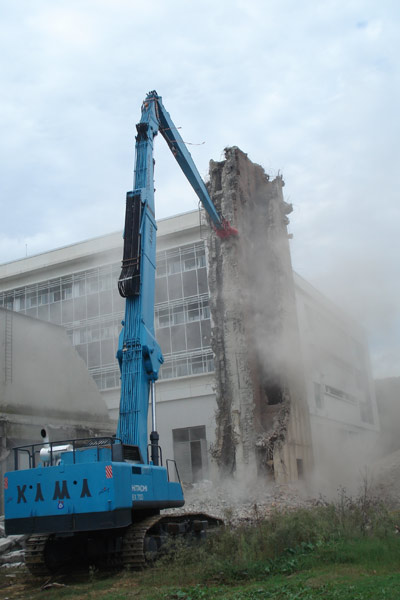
105,465,113,479
4,477,8,490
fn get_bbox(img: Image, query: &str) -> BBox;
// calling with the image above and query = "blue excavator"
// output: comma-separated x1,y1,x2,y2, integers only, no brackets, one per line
3,91,236,573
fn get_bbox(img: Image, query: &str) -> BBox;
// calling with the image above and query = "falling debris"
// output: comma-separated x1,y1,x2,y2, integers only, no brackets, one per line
206,147,312,483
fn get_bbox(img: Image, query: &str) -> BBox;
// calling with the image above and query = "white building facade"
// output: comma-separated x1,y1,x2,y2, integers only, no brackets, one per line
0,211,379,485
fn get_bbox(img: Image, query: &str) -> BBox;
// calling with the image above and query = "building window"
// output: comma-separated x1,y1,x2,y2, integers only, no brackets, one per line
26,290,37,308
360,394,374,424
296,458,304,480
155,298,210,330
73,278,86,298
72,327,86,345
183,252,196,271
197,252,206,268
156,257,167,278
38,288,48,305
159,352,214,380
87,272,99,293
14,293,25,311
49,281,61,303
202,301,210,319
191,355,205,375
0,240,212,391
61,282,73,300
91,367,120,390
187,301,200,322
175,358,189,378
325,384,356,404
99,268,113,291
156,308,170,328
314,382,323,409
173,425,208,483
167,255,181,275
172,305,185,325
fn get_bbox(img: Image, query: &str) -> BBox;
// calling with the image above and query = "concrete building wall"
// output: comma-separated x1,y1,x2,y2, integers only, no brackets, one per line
0,211,212,414
0,208,379,488
155,392,217,483
0,308,112,511
206,148,313,482
295,273,379,430
295,273,379,491
0,309,110,423
375,377,400,455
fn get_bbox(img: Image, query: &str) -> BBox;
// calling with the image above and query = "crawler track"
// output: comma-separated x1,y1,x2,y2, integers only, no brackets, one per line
122,512,222,570
24,512,223,576
25,534,50,576
122,514,162,570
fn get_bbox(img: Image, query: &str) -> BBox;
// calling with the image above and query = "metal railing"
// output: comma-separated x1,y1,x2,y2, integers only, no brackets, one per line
13,437,120,470
166,459,181,484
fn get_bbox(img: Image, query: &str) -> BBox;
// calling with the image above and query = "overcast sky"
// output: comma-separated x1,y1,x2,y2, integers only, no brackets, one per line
0,0,399,378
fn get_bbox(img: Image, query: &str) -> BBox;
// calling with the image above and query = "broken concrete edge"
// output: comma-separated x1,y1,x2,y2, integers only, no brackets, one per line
0,515,27,561
206,147,313,484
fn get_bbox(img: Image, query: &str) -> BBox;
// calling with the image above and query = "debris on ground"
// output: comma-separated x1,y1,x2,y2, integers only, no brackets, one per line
166,479,316,527
370,449,400,508
0,517,26,569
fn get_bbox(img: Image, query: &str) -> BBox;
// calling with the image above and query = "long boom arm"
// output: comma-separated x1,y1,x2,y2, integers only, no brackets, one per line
116,90,236,464
148,91,238,238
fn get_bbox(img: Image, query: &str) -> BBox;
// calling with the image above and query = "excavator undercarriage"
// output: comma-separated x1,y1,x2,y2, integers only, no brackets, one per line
24,512,222,576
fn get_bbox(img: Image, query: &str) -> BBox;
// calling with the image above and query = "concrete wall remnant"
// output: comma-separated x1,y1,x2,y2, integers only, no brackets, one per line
0,308,112,511
206,147,313,483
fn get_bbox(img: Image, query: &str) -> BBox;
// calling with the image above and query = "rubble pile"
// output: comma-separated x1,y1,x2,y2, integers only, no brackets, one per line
170,480,316,527
0,517,25,569
370,449,400,507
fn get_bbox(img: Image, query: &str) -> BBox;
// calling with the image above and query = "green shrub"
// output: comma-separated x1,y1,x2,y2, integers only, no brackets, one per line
143,490,398,586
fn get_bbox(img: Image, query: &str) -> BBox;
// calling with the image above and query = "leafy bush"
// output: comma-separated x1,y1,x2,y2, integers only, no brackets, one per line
143,488,398,586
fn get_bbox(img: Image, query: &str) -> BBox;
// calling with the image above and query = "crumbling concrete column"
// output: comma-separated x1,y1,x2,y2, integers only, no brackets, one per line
207,147,313,483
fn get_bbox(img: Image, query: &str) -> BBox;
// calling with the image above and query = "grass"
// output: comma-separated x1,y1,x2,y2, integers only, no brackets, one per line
1,489,399,599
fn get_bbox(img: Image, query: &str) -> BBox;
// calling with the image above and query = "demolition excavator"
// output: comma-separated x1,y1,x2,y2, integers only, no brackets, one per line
3,91,236,573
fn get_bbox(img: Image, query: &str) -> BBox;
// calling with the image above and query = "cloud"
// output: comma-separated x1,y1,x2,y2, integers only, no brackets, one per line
0,0,399,375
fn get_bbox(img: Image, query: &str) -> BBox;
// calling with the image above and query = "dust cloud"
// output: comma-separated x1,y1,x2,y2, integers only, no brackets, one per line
202,146,395,506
